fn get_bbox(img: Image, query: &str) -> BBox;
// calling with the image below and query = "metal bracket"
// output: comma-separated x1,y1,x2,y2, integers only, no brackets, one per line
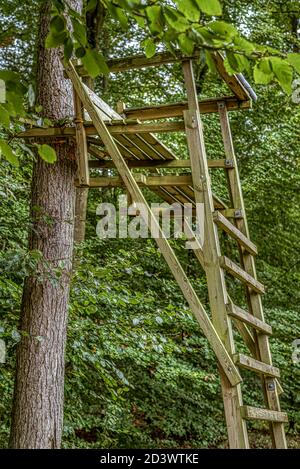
266,378,276,392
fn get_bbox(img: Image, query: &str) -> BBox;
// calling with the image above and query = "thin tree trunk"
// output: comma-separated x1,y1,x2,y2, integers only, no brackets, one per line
74,4,106,244
9,0,81,449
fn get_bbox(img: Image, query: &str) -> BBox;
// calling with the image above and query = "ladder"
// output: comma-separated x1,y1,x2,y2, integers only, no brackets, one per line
65,58,288,449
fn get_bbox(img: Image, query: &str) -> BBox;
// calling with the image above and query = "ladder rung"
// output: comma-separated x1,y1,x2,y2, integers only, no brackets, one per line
227,303,272,335
220,256,265,294
234,353,280,377
213,211,257,255
241,406,288,423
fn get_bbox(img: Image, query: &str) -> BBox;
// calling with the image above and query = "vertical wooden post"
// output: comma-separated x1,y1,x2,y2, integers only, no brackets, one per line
73,89,90,187
73,88,89,244
182,60,249,449
218,101,287,449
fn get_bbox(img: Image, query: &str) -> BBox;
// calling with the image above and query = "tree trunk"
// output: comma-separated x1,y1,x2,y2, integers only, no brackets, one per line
9,0,81,449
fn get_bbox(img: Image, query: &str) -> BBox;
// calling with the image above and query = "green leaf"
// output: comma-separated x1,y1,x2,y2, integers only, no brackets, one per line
0,105,10,127
52,0,65,13
81,49,109,78
146,5,164,34
37,144,57,164
205,51,217,74
50,15,66,33
270,57,293,94
6,91,25,116
196,0,222,16
64,38,74,60
0,140,19,166
233,36,255,55
75,46,86,58
287,53,300,74
113,6,128,29
165,7,190,33
133,14,146,29
224,52,250,74
178,33,195,55
208,21,238,40
253,58,274,85
175,0,200,22
86,0,98,12
72,18,87,46
143,38,156,58
0,70,19,81
45,31,68,48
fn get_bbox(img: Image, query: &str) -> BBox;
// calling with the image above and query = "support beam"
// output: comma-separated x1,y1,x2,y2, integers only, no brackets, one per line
73,50,255,103
212,53,250,101
123,96,251,121
73,89,89,186
84,175,193,188
88,158,234,169
65,59,242,389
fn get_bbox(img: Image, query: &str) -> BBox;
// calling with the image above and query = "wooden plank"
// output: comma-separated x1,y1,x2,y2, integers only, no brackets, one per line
124,96,251,121
107,121,186,134
88,158,232,169
114,134,151,160
86,175,193,188
220,256,265,294
138,132,177,160
182,60,249,449
83,83,120,120
218,101,287,448
234,353,280,378
212,194,228,210
76,50,202,74
227,303,272,335
129,134,167,160
213,211,257,255
65,59,242,388
241,406,288,423
15,120,243,141
147,176,193,186
17,127,77,138
73,89,89,186
212,52,250,101
88,145,108,160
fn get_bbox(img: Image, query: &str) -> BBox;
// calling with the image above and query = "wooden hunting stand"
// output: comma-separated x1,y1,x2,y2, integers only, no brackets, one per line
19,51,288,448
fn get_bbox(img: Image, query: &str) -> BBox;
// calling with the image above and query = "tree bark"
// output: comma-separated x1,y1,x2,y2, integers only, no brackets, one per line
9,0,81,449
